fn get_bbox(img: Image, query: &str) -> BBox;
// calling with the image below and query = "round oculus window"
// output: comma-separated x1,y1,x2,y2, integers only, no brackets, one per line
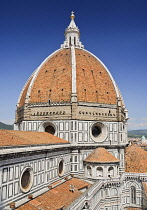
45,125,55,135
38,121,56,135
92,125,101,137
20,167,33,193
58,160,64,177
90,122,107,142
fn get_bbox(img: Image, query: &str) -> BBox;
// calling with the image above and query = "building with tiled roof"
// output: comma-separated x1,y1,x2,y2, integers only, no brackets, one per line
0,130,69,147
83,147,120,180
1,12,147,210
84,147,120,163
17,178,90,210
125,144,147,173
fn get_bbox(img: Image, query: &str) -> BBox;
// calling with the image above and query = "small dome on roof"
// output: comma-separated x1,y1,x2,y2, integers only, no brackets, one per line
84,147,120,163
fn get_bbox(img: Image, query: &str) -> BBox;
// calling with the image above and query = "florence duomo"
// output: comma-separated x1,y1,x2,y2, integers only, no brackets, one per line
0,10,147,210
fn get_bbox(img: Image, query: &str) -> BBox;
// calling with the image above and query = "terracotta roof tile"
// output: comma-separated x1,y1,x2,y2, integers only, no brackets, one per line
18,48,121,108
84,147,120,163
125,145,147,173
30,200,41,207
76,49,117,104
18,203,39,210
0,130,68,147
29,49,72,104
17,178,90,210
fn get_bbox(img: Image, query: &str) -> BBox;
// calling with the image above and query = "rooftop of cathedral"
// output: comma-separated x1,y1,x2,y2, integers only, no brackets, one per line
125,144,147,173
17,11,124,109
17,178,90,210
0,130,69,147
84,147,120,163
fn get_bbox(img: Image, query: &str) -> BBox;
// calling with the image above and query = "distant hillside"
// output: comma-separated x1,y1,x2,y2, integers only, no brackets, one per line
0,122,14,130
128,130,147,138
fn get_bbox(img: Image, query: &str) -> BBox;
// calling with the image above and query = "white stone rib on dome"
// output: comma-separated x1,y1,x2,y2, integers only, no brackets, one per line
83,48,125,108
17,47,125,108
17,72,35,107
17,48,62,107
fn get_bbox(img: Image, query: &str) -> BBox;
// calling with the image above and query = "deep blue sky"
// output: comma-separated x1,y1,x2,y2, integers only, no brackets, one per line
0,0,147,130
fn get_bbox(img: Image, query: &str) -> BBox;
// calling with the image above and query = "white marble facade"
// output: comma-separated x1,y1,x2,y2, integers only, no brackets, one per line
0,149,71,209
4,12,147,210
1,145,147,210
15,120,128,145
66,173,147,210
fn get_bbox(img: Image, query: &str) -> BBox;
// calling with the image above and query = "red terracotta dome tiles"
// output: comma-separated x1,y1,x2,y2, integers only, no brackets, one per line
18,47,118,107
84,147,120,163
29,48,72,103
75,49,117,104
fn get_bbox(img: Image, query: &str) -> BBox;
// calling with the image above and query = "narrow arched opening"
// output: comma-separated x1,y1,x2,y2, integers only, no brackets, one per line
74,37,76,45
108,166,114,177
96,167,103,177
58,160,64,177
131,186,136,204
69,37,71,46
87,166,92,176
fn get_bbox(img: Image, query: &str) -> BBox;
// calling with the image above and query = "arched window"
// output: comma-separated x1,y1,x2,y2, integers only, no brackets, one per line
69,37,71,46
82,202,89,209
108,166,114,177
87,166,92,176
58,160,65,177
111,188,118,196
101,189,104,197
74,37,76,45
96,167,103,177
117,166,119,175
105,188,109,197
45,125,55,135
131,186,136,204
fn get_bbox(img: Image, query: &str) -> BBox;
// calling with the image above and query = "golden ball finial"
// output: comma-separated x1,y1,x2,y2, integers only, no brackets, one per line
70,11,75,19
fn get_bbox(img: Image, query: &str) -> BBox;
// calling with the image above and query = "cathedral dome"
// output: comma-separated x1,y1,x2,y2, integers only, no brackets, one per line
18,47,122,108
15,12,127,127
17,12,124,109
